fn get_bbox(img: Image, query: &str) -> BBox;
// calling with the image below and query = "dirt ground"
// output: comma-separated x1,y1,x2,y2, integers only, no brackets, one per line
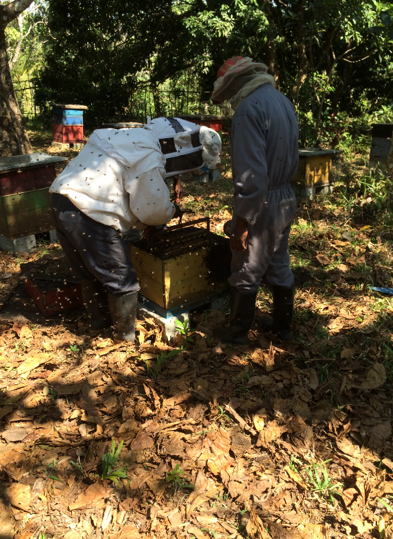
0,130,392,539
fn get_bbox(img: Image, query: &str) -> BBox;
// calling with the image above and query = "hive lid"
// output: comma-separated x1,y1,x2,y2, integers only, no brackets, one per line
53,103,88,110
0,153,68,174
101,122,144,128
299,148,342,157
178,115,225,121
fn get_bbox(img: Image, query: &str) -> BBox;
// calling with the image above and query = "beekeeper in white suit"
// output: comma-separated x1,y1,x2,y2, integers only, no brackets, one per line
50,118,221,342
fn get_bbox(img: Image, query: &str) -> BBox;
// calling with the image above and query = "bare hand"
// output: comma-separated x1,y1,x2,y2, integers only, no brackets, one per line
172,177,183,204
230,217,248,251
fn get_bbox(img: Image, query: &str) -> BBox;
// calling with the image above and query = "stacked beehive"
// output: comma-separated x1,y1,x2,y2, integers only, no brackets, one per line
291,148,342,199
0,153,67,242
52,104,88,144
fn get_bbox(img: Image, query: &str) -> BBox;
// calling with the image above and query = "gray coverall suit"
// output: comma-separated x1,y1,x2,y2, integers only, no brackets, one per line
228,83,299,294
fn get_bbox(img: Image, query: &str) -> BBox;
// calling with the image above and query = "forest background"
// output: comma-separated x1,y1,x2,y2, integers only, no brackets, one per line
1,3,393,538
2,0,393,153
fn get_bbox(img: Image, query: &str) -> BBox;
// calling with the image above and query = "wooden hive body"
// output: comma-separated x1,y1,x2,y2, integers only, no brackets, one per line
370,123,393,164
129,223,230,312
0,154,67,239
291,148,341,198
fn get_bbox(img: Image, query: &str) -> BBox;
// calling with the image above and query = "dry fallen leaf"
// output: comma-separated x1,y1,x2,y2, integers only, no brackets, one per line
336,437,361,458
188,526,208,539
316,254,331,266
256,420,287,448
340,347,356,360
342,487,358,507
1,427,33,443
7,483,31,511
284,465,308,490
246,507,271,539
17,352,53,376
298,523,329,539
253,408,268,431
356,363,386,390
186,470,218,518
116,525,141,538
130,430,154,451
0,500,14,536
69,483,113,511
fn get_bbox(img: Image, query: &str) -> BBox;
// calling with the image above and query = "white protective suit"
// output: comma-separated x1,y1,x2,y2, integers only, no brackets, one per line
50,118,221,232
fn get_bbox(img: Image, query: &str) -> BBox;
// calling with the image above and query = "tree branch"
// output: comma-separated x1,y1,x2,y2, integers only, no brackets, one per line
0,0,34,28
9,13,23,70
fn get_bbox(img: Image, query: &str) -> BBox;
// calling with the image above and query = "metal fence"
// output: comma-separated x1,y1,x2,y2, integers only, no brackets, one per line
128,87,221,122
11,79,221,122
12,79,39,117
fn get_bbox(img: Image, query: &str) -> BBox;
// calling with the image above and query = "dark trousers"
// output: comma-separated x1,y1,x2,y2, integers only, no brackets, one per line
51,193,139,295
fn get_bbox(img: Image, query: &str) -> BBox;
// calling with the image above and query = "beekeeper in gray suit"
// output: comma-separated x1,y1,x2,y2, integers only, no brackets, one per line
212,56,299,344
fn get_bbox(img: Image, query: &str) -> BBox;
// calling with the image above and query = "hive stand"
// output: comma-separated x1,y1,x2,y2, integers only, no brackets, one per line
0,154,68,254
291,148,342,199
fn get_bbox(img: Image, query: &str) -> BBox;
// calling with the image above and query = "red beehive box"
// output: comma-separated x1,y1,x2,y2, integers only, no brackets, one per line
21,253,83,317
52,123,84,143
23,278,83,316
178,115,224,137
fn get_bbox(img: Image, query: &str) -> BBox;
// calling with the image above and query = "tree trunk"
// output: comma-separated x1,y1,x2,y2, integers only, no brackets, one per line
0,0,34,156
264,0,279,87
292,0,308,104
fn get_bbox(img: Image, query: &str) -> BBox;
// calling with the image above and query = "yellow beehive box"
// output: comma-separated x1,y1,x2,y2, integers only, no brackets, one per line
129,222,230,311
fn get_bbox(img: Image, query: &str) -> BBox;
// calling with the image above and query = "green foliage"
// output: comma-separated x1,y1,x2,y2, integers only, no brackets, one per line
25,0,393,139
101,439,129,484
143,348,180,378
175,319,195,342
337,163,393,225
70,460,84,475
217,406,231,424
46,459,63,482
166,464,194,493
305,460,341,504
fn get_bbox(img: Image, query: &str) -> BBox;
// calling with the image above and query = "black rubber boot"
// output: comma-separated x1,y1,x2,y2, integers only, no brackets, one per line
213,287,257,345
107,290,138,343
80,280,111,331
260,286,294,341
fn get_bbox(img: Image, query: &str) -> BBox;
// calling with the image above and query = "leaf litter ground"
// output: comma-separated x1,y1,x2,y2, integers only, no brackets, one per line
0,134,392,538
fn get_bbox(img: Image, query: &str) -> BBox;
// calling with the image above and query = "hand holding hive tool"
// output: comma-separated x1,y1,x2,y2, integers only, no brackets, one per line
177,208,194,224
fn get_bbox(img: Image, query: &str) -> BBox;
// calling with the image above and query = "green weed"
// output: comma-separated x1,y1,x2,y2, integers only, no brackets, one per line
143,348,180,379
14,340,26,353
217,405,232,424
67,344,80,353
166,464,194,494
305,460,341,503
70,459,84,476
101,439,129,485
46,459,63,482
175,318,195,342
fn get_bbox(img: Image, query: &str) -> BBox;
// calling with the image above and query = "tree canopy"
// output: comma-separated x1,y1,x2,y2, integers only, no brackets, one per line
32,0,393,142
